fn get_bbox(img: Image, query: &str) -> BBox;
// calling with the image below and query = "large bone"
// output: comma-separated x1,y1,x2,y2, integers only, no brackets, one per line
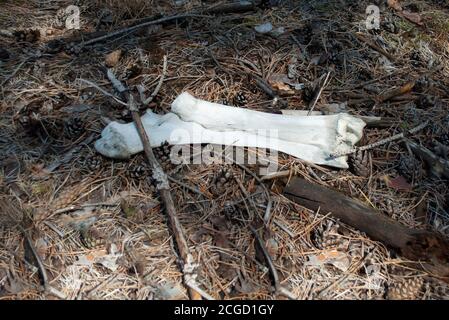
94,92,366,168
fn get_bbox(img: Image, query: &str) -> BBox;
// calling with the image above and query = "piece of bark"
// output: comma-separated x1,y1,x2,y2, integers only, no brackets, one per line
283,178,449,281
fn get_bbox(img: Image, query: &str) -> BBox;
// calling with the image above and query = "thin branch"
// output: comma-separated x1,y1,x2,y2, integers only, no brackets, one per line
1,58,29,87
139,55,168,105
329,121,429,158
77,78,128,106
308,71,331,115
80,14,210,47
105,68,202,300
249,225,281,293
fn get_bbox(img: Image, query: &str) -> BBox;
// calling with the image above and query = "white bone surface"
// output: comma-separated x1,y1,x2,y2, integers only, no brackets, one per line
95,92,366,168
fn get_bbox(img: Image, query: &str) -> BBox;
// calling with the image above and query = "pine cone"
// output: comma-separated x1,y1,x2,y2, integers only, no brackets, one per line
65,117,85,139
0,47,10,61
154,141,173,171
223,201,238,219
302,85,315,103
80,226,104,249
424,278,449,299
312,219,345,250
65,42,82,55
18,114,40,135
413,76,431,93
397,154,422,181
123,64,142,80
84,154,103,171
45,39,65,54
349,151,370,177
51,183,89,210
410,51,423,68
387,278,423,300
382,20,398,34
127,164,148,180
233,92,247,107
219,98,229,106
210,166,234,196
14,29,41,42
416,95,438,109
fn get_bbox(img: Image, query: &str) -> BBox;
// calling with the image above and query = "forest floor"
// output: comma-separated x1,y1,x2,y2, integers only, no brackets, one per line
0,0,448,300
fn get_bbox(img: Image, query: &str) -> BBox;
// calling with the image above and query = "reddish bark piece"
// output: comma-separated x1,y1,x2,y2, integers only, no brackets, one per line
384,175,413,191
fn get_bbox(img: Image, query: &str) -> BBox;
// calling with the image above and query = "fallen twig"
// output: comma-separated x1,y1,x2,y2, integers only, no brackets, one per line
249,225,280,291
78,78,128,107
253,75,288,108
79,14,209,48
377,81,415,104
0,58,29,88
354,32,396,62
249,225,295,298
308,71,332,115
234,59,288,108
203,1,260,14
106,68,202,300
138,55,168,105
329,121,428,158
0,199,51,295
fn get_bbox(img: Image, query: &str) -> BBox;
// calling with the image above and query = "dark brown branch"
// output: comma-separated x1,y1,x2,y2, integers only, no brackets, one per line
284,178,449,281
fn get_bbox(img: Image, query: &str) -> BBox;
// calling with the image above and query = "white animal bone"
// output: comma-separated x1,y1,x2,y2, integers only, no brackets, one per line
94,92,366,168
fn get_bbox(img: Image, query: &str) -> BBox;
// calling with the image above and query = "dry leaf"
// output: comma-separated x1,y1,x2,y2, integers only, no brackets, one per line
235,273,257,294
105,49,122,67
4,275,26,295
154,282,186,300
383,175,412,191
74,245,122,272
306,250,350,272
271,81,294,94
265,238,279,260
35,238,49,260
268,73,303,95
414,199,427,223
387,0,402,11
387,0,423,26
30,162,51,179
401,10,423,26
